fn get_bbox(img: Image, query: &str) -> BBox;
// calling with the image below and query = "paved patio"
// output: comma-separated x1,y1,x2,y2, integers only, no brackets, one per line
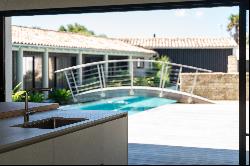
128,101,249,165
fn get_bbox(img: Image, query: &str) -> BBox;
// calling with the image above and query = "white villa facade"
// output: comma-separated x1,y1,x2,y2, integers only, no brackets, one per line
12,26,156,90
12,26,241,91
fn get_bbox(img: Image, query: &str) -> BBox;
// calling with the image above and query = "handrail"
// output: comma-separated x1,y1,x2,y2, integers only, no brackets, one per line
56,59,213,102
55,59,212,73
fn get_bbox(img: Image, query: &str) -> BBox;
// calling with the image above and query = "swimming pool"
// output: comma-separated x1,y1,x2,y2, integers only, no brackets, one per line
63,96,176,115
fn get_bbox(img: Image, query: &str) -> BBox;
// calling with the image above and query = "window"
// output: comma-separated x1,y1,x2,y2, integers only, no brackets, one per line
136,58,144,68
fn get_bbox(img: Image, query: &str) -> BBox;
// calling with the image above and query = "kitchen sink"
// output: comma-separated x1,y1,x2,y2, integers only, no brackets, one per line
13,117,88,129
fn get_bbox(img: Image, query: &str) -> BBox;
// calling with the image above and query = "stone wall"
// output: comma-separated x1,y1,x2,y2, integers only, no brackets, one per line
180,73,249,100
227,55,238,73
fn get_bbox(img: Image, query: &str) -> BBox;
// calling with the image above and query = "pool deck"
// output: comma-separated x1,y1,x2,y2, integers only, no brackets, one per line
128,101,249,165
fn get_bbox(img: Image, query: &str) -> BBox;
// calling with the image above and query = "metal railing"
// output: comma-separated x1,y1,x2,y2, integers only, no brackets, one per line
55,59,212,101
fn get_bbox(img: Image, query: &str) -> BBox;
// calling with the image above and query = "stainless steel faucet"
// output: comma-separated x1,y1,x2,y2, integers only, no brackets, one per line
23,88,52,123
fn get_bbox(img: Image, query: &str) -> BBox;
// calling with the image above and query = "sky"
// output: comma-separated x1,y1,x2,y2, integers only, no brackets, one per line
12,6,247,38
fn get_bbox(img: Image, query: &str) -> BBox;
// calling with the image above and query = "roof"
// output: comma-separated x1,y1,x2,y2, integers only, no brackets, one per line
117,37,238,49
12,26,156,55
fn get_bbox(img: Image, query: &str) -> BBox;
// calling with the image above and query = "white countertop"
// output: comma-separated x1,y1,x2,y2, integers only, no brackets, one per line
0,107,127,154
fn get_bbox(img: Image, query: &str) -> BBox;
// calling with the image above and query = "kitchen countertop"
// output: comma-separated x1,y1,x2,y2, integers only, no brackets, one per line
0,107,127,154
0,102,60,119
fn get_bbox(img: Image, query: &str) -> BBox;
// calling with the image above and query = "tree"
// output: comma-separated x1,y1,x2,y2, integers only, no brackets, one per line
58,23,95,36
227,14,239,44
59,25,67,32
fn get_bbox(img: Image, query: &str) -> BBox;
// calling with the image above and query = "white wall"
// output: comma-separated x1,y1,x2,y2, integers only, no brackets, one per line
0,0,199,11
234,46,249,72
5,17,12,102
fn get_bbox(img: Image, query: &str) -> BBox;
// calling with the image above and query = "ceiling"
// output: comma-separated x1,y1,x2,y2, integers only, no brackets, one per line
0,0,240,16
0,0,204,11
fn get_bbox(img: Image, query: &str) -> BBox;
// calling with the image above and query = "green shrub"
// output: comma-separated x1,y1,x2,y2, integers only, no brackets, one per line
109,80,123,87
29,92,45,103
154,56,171,87
12,82,26,102
12,82,46,103
155,56,171,70
49,89,72,105
134,77,155,86
12,91,26,102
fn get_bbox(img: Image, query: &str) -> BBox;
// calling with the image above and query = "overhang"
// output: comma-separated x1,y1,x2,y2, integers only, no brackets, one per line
0,0,240,16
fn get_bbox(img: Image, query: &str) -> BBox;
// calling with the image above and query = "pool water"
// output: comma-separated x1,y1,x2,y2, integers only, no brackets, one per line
64,96,176,115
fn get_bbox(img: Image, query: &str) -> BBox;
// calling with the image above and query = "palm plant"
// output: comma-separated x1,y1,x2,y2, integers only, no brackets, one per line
227,14,239,44
12,82,26,102
154,56,171,87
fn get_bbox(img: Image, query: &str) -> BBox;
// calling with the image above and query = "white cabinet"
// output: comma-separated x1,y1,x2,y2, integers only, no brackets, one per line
0,140,54,165
54,124,104,165
0,117,128,165
103,117,128,165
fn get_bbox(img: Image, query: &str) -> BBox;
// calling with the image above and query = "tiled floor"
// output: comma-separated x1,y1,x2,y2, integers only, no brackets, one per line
128,101,249,165
128,144,241,165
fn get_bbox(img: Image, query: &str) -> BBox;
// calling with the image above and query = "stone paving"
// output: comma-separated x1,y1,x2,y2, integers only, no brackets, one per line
128,101,249,165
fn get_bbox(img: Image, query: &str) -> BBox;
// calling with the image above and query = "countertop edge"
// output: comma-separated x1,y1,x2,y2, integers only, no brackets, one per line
0,112,127,154
0,103,60,119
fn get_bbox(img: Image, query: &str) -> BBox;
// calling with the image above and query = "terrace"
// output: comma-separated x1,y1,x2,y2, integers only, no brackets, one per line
0,0,249,165
128,101,249,165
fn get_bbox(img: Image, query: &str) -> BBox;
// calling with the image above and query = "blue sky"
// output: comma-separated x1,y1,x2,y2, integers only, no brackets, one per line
12,6,245,38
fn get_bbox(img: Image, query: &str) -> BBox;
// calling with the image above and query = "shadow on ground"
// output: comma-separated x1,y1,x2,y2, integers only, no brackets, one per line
128,143,249,165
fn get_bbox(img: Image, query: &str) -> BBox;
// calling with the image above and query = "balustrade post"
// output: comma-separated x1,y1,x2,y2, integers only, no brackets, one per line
188,69,199,103
97,65,105,97
64,71,77,102
159,62,165,89
190,70,198,95
101,65,106,88
160,65,168,97
129,57,134,95
176,66,183,90
71,70,79,94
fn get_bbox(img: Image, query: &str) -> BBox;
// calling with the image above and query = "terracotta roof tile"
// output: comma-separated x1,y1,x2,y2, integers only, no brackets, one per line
12,26,156,55
118,37,237,49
